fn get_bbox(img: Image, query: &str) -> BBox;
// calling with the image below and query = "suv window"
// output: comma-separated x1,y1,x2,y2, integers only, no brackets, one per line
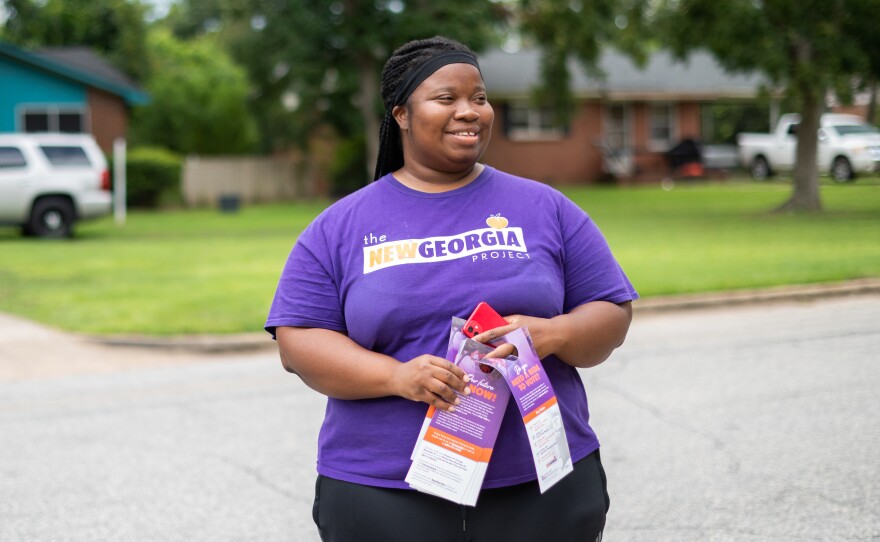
39,145,92,167
0,147,28,169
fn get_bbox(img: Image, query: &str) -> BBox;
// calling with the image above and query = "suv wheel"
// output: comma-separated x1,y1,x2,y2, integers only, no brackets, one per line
29,197,75,238
831,157,854,183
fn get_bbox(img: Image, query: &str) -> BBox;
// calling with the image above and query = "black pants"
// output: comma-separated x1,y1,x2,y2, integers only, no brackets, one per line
312,450,609,542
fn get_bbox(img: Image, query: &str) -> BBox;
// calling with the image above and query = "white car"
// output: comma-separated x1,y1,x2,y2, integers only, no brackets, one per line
0,133,112,238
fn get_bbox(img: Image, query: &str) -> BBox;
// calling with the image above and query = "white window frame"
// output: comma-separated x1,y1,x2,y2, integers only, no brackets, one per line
505,101,566,141
16,104,90,134
648,103,676,151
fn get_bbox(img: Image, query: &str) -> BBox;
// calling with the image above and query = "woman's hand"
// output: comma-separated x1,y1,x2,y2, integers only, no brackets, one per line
471,301,632,368
390,355,471,412
277,327,471,411
472,314,559,360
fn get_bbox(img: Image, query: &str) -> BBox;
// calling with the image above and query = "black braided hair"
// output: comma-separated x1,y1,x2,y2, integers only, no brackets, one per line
373,36,477,181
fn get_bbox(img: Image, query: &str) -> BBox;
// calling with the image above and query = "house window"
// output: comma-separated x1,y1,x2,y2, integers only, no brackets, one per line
23,112,50,132
19,107,87,133
648,103,675,150
505,102,566,141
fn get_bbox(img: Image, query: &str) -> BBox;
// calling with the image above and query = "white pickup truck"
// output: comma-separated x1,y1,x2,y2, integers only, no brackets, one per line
737,113,880,182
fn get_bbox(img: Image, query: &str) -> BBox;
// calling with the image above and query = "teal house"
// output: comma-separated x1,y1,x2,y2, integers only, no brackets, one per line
0,42,147,154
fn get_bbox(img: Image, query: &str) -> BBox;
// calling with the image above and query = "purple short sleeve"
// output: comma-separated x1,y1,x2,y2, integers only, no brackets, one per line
558,199,638,311
265,225,345,338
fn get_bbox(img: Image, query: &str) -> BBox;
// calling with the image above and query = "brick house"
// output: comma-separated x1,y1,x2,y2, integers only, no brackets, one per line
0,42,147,155
478,47,765,184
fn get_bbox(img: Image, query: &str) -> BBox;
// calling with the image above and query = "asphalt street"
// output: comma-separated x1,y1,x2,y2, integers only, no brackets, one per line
1,295,878,541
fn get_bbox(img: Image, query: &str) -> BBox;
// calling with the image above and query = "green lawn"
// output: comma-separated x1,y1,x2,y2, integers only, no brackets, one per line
1,177,878,335
568,177,880,297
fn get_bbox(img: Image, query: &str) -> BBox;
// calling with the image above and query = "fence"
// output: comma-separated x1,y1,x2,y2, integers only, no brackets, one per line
182,156,319,207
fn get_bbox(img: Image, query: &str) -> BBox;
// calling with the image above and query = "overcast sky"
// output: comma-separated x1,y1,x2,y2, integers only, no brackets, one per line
144,0,175,20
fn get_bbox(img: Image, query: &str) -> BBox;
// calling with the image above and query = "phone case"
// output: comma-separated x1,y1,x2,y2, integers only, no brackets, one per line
463,302,508,338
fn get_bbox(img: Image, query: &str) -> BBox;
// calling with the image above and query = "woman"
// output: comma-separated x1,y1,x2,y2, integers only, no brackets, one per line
266,36,637,541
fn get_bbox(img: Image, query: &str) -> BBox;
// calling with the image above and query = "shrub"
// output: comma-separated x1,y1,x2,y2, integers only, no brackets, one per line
122,147,182,208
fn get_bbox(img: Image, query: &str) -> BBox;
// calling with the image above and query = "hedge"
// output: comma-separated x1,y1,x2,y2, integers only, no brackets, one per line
119,147,182,208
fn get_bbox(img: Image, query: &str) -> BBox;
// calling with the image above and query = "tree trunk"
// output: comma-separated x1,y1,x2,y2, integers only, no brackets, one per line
357,54,380,182
777,94,823,212
867,80,878,126
776,40,823,213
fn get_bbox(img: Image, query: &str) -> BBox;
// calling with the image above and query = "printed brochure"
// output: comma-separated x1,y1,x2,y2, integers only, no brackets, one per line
406,320,511,506
497,327,574,493
407,315,574,505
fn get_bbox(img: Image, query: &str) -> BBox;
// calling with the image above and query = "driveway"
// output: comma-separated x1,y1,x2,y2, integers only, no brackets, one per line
0,311,275,382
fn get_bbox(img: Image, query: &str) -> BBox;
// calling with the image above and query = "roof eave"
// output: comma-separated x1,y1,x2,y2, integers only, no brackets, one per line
0,42,149,106
488,90,770,102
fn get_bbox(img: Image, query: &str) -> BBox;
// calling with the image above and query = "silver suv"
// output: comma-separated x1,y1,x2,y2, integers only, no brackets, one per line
0,133,112,238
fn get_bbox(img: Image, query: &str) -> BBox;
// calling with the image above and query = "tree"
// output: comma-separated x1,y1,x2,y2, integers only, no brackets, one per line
161,0,511,188
1,0,150,81
516,0,652,124
129,29,258,155
653,0,875,212
845,0,880,125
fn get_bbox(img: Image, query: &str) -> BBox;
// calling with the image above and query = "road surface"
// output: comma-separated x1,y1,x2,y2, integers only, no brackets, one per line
1,296,878,541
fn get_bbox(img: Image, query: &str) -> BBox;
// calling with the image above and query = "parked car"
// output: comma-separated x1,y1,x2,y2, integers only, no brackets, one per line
0,133,112,238
737,113,880,182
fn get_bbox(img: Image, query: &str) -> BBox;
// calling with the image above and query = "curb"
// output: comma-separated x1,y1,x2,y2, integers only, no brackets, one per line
88,278,880,353
634,277,880,314
90,332,275,353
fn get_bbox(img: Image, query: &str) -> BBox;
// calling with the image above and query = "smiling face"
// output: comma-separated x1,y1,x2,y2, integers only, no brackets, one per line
393,63,494,185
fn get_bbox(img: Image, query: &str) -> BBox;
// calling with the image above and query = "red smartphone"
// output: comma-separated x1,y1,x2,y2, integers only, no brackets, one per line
463,302,508,338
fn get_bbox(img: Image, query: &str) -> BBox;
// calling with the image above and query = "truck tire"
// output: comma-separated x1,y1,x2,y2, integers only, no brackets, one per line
29,197,75,238
831,157,854,183
750,156,772,181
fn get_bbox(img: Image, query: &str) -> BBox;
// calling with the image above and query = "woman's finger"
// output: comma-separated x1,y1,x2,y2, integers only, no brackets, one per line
430,358,471,390
484,342,516,359
429,380,462,406
472,321,521,344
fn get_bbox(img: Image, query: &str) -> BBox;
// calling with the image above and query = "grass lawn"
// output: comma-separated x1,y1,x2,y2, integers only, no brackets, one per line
1,176,878,336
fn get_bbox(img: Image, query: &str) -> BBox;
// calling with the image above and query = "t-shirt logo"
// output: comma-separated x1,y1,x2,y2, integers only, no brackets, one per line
363,214,529,274
486,213,508,229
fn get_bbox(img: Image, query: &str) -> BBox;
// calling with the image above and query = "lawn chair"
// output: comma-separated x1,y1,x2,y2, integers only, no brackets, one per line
593,142,636,179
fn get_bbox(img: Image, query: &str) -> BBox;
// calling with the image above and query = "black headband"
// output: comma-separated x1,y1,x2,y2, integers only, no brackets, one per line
374,50,482,181
391,51,481,106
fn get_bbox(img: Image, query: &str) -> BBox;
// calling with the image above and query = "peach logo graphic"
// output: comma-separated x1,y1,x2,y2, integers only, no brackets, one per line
486,214,508,229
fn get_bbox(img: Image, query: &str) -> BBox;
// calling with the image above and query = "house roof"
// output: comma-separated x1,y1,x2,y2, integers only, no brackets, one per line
479,47,768,101
0,42,149,105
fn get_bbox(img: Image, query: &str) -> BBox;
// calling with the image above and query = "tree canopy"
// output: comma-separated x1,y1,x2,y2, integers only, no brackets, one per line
129,29,258,155
1,0,150,81
162,0,511,188
517,0,651,123
654,0,877,211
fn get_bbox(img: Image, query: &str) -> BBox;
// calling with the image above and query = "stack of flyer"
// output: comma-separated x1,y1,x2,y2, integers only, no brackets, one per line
405,318,574,505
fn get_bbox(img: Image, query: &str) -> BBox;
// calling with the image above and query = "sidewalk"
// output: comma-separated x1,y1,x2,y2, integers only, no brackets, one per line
0,312,274,382
2,278,879,382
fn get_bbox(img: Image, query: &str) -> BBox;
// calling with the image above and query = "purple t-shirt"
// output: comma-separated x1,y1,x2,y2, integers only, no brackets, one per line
265,165,638,489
